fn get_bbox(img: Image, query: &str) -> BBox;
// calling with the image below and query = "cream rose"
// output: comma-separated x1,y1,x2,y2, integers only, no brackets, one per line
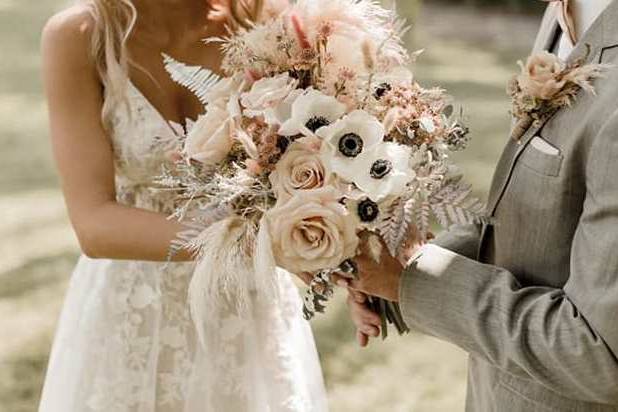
241,73,298,118
267,188,359,274
185,105,234,165
269,137,330,200
518,51,567,100
205,74,245,109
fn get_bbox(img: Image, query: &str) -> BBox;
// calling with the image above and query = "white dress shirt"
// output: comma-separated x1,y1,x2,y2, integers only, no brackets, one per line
557,0,613,59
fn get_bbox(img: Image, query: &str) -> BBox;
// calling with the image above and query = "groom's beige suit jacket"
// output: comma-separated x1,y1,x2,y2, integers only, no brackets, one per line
400,2,618,411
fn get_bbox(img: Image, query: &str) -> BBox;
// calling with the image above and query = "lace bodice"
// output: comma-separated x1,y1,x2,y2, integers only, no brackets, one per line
109,82,188,213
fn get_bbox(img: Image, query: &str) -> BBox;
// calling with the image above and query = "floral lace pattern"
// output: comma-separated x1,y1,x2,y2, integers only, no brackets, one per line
38,83,328,412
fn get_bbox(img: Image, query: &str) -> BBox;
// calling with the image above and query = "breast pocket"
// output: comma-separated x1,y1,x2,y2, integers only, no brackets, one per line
519,136,563,177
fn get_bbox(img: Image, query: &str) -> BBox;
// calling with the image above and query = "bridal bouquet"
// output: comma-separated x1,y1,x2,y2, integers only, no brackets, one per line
159,0,482,339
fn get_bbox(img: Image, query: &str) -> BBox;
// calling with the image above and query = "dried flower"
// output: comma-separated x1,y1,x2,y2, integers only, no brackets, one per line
508,50,610,140
317,21,335,41
446,122,470,151
517,52,567,100
290,14,312,50
338,67,357,82
246,158,264,175
361,39,376,72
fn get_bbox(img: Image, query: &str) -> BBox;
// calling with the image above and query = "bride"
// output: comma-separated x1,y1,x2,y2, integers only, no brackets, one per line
38,0,329,410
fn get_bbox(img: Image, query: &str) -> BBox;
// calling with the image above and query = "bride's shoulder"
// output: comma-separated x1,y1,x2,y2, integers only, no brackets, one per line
42,5,95,61
41,5,96,73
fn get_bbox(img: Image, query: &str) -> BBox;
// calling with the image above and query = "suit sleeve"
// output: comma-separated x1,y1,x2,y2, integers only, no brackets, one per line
399,113,618,404
430,223,482,260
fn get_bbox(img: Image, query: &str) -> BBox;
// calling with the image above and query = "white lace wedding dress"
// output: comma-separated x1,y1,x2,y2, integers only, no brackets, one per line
38,81,328,412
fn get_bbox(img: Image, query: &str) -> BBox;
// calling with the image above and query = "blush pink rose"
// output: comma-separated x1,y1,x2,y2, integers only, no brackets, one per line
267,188,359,274
269,137,330,200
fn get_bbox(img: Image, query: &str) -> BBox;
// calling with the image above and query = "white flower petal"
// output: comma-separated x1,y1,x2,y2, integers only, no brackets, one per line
278,89,347,136
319,111,387,187
349,142,415,200
419,116,436,133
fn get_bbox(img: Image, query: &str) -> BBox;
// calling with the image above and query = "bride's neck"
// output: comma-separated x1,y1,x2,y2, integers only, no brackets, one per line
131,0,211,42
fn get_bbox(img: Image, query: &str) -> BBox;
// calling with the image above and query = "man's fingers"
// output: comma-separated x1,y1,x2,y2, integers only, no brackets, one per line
347,295,382,327
298,272,314,286
331,273,351,288
357,330,369,347
362,325,380,336
349,289,366,303
361,309,381,327
348,279,364,293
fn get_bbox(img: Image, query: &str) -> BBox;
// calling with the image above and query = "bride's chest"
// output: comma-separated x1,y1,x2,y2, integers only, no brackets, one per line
108,84,187,183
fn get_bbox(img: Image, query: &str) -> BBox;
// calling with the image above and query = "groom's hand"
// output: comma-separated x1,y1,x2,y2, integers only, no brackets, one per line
333,231,427,302
348,246,405,302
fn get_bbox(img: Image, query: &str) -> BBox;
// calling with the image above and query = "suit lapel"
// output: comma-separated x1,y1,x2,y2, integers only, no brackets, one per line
533,5,560,54
486,4,610,217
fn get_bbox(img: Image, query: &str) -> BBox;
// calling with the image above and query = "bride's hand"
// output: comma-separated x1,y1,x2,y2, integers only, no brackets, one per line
297,272,314,286
347,289,381,347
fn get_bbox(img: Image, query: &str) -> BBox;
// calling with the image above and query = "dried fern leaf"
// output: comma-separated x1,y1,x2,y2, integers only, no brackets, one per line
380,197,416,257
163,54,221,106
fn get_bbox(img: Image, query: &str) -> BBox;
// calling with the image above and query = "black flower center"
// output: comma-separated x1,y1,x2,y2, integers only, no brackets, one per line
374,82,392,99
276,136,291,153
339,259,359,275
357,198,380,223
338,133,364,158
370,159,392,179
305,116,330,132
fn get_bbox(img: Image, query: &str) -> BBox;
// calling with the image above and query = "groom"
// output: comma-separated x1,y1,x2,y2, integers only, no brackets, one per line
345,1,618,410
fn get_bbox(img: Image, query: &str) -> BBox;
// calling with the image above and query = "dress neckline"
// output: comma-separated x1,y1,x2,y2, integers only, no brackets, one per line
126,79,189,136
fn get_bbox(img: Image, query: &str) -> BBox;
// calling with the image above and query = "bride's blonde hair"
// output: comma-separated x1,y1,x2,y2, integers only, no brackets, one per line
84,0,263,128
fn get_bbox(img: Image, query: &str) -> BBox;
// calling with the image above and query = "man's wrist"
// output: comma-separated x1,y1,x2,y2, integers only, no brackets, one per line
398,244,429,304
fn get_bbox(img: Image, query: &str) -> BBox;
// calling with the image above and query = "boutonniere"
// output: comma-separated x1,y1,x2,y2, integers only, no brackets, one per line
507,47,611,141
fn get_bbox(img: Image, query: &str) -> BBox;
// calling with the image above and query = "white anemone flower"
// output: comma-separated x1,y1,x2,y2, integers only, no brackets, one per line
318,110,384,181
345,195,386,230
351,142,415,200
278,89,347,137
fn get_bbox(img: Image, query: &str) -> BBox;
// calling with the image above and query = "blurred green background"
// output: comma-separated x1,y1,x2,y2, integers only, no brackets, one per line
0,1,542,411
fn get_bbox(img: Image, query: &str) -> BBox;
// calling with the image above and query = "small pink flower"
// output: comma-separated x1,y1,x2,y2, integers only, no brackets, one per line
317,21,335,41
338,67,357,82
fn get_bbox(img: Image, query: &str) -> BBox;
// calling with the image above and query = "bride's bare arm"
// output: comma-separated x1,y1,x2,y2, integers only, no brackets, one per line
42,9,191,262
